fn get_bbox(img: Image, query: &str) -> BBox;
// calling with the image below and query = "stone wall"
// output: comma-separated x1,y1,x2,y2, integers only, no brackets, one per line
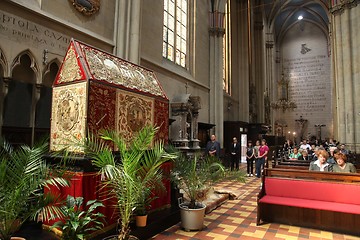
278,21,332,141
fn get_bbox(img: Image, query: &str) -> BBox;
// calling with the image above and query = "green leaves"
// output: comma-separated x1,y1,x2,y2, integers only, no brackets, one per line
82,125,177,240
171,154,246,209
51,195,105,240
0,139,69,240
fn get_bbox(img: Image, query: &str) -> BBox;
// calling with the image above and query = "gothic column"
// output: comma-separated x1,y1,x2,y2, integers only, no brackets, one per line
114,0,141,64
0,77,11,137
253,17,265,123
265,39,274,129
331,0,359,151
30,84,42,146
209,10,225,147
129,0,141,64
235,0,250,122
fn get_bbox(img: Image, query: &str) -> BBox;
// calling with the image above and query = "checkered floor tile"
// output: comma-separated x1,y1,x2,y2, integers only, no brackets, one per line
152,165,360,240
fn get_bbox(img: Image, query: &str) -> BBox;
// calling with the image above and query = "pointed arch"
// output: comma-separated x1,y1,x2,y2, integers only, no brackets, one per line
209,0,227,12
11,50,40,84
42,59,60,87
0,47,8,77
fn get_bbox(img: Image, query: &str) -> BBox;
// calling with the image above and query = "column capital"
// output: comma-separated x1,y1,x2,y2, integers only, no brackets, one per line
209,11,225,37
331,0,358,15
209,28,225,37
266,41,274,49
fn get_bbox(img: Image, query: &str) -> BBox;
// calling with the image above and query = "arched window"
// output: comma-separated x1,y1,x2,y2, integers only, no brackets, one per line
163,0,187,67
4,54,36,128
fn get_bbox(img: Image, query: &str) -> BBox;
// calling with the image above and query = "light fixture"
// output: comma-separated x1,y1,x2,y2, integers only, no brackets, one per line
298,15,303,20
270,71,297,112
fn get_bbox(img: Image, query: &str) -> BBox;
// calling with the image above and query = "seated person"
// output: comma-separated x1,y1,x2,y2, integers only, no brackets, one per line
299,139,311,151
289,147,302,159
310,146,319,161
309,150,332,172
332,152,357,173
327,146,338,164
339,144,349,155
298,150,310,161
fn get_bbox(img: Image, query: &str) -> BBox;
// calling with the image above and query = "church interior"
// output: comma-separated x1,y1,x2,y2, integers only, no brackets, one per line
0,0,359,239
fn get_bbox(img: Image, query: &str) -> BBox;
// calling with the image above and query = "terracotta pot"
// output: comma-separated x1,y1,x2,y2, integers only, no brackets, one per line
135,215,148,227
10,237,26,240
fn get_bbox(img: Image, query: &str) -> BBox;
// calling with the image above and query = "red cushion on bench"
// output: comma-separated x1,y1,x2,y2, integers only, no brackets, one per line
259,195,360,215
265,178,360,205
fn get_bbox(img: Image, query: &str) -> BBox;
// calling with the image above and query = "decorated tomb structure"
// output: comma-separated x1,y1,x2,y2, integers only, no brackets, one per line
50,39,169,152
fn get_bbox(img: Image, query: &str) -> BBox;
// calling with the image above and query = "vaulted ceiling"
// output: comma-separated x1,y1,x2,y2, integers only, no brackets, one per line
263,0,330,42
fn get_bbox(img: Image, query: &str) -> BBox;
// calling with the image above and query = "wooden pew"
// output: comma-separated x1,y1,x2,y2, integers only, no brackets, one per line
257,168,360,236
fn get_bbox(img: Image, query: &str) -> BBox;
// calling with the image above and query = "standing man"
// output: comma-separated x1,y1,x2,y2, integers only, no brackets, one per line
230,137,240,170
256,139,269,178
206,134,221,159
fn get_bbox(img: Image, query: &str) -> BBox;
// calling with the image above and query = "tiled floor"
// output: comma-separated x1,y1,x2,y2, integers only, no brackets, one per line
152,170,360,240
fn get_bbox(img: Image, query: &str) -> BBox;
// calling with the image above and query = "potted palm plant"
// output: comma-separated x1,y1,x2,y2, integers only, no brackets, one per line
83,125,177,240
171,153,245,231
0,140,68,240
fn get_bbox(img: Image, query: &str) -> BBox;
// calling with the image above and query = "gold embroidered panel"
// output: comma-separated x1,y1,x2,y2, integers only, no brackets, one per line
116,89,154,145
56,44,85,84
81,44,166,98
50,82,88,152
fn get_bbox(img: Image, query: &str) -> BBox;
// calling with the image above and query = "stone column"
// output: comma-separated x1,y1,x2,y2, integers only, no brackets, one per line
114,0,129,59
30,84,42,146
254,18,265,123
331,0,359,151
129,0,141,64
114,0,141,64
209,11,225,147
235,0,250,122
265,40,274,130
0,77,11,137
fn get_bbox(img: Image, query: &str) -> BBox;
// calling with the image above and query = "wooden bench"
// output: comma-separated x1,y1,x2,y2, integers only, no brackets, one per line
273,164,309,170
257,168,360,236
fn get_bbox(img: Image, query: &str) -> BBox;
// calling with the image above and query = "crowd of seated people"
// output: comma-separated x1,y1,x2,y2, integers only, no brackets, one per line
282,138,356,173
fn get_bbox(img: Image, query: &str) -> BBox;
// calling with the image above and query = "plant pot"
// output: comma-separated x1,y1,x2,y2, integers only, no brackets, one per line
135,215,148,227
179,202,206,231
10,237,26,240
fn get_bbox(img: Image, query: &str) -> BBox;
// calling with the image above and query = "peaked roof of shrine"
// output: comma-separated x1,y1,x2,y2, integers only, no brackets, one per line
54,39,168,100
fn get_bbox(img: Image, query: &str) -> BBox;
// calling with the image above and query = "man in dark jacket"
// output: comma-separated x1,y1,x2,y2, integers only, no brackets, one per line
229,137,240,170
205,134,221,159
